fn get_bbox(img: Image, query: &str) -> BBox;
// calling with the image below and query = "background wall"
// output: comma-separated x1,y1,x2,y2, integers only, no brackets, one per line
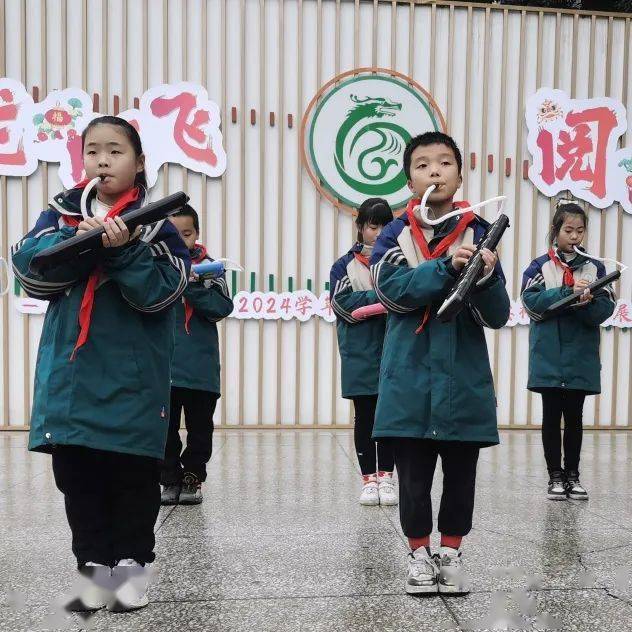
0,0,630,429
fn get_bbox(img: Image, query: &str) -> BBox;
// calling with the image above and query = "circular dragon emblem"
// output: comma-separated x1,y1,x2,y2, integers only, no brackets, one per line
301,68,446,214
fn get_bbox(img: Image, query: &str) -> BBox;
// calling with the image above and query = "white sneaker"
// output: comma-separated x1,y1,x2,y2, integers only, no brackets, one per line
437,546,470,595
359,481,380,506
107,559,150,612
378,476,398,506
406,546,439,595
64,563,112,612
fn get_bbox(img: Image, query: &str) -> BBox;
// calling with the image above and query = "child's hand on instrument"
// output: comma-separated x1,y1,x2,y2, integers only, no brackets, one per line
451,244,476,272
76,216,141,247
189,270,200,282
574,278,593,303
76,216,104,235
480,248,497,276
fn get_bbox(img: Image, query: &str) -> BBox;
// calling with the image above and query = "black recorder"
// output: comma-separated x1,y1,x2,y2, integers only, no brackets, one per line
542,271,620,319
30,192,189,273
436,214,511,322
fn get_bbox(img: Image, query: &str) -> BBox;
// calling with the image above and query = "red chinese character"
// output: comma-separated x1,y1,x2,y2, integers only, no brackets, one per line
66,129,84,184
0,88,26,166
321,295,333,317
537,107,618,199
295,294,313,316
612,303,632,325
150,92,218,166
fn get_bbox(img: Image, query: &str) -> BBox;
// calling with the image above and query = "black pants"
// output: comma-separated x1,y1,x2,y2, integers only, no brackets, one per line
541,388,586,476
162,387,219,485
352,395,395,475
52,446,161,568
389,438,480,538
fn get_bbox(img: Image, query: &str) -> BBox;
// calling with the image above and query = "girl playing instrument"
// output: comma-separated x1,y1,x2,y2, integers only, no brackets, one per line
330,198,397,506
12,116,190,612
521,200,616,501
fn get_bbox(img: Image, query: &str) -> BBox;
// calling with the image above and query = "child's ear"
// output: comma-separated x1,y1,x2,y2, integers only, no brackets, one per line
136,153,146,175
407,180,415,195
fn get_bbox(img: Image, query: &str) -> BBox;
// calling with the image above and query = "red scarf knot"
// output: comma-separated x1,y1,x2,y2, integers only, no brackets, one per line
70,185,140,360
405,198,475,334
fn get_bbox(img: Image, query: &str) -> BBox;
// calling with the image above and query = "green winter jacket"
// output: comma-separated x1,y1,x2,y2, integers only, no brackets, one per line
171,251,234,394
521,250,616,394
330,243,386,398
369,213,510,446
11,186,191,459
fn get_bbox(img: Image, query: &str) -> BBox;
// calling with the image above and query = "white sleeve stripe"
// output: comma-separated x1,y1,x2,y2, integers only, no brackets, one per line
120,254,188,313
12,265,75,290
370,260,415,314
34,226,57,239
520,295,543,322
469,303,492,328
210,278,230,296
330,275,360,323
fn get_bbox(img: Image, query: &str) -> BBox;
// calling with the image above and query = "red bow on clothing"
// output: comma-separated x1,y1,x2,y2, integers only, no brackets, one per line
184,243,208,334
405,198,475,334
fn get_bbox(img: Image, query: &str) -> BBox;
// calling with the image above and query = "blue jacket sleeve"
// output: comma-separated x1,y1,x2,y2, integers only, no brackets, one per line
369,224,453,313
329,256,378,324
468,260,511,329
520,259,572,322
102,220,191,313
11,210,96,299
571,262,617,327
184,275,234,322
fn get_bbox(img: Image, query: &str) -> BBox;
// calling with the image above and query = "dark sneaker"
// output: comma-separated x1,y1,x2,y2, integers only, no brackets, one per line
160,484,181,505
179,472,203,505
547,472,567,501
565,471,588,500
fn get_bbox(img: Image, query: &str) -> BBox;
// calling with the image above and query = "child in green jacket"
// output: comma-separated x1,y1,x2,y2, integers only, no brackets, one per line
330,198,396,507
161,205,234,506
521,200,616,501
370,131,510,596
12,116,191,613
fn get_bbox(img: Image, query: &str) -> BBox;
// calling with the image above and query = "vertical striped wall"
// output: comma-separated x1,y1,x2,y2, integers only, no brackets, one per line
0,0,630,429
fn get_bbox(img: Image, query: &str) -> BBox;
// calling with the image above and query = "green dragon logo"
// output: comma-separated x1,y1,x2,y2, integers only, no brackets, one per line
334,95,411,195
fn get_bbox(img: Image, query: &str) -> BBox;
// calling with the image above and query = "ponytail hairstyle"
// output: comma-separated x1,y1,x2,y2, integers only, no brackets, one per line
355,198,393,243
548,198,587,246
81,115,148,190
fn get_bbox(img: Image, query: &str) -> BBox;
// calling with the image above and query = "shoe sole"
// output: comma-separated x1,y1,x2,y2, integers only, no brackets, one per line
359,499,380,506
406,583,438,595
179,498,203,505
160,498,180,506
107,597,149,613
568,494,588,500
438,585,470,596
379,498,399,506
547,494,567,501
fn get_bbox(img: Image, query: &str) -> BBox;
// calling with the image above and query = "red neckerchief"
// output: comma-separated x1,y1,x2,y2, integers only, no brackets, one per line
405,198,475,334
184,243,208,334
548,248,575,287
353,252,370,268
70,185,141,360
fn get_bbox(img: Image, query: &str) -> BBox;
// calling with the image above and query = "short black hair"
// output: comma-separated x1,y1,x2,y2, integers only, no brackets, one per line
172,204,200,233
81,115,148,190
548,200,587,246
403,131,463,180
356,198,393,242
